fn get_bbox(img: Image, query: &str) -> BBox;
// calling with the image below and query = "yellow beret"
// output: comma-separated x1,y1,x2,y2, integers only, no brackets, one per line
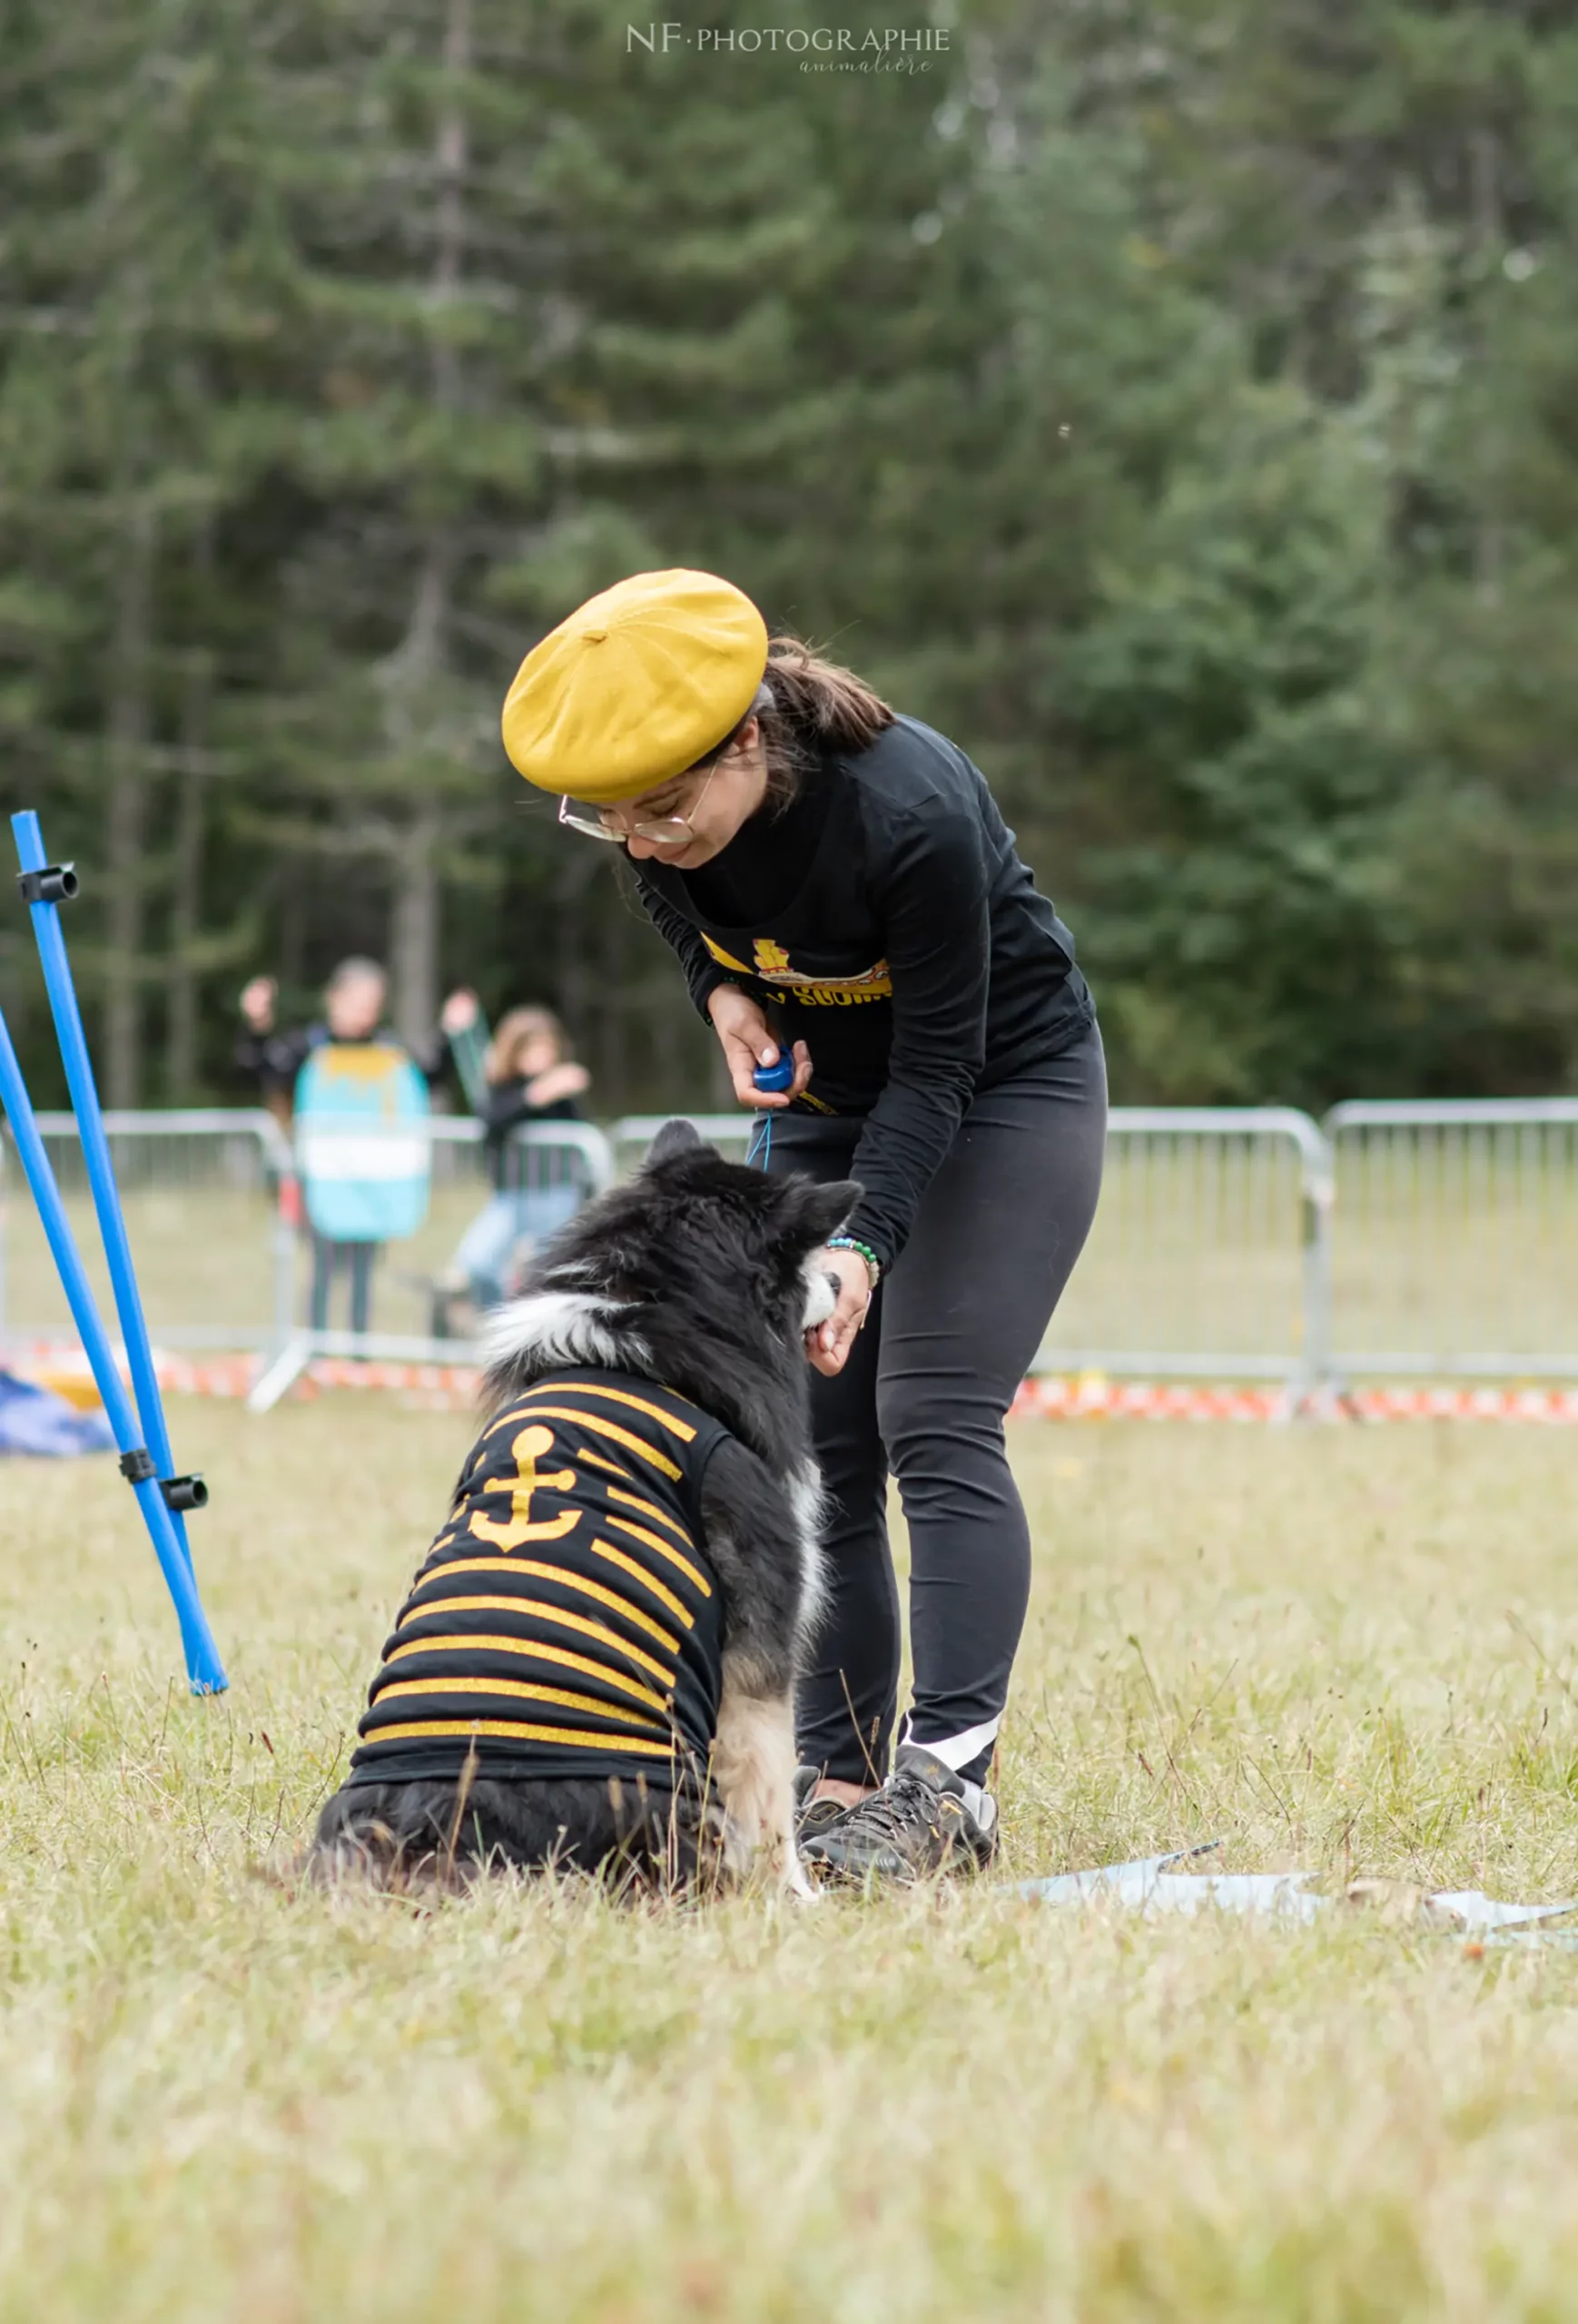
501,569,769,803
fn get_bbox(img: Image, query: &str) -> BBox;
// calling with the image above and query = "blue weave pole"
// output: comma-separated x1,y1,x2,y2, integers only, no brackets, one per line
0,998,226,1691
12,811,202,1581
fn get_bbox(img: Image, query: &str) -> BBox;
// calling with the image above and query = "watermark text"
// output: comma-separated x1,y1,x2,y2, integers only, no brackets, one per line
628,23,952,56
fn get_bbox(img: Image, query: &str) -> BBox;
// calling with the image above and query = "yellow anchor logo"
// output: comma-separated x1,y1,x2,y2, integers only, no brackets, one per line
468,1423,581,1551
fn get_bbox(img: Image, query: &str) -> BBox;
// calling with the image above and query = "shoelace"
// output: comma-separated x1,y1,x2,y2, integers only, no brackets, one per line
839,1767,951,1844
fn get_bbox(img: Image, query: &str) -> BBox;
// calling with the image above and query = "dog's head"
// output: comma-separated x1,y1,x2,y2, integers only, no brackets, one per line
479,1118,860,1450
637,1118,858,1333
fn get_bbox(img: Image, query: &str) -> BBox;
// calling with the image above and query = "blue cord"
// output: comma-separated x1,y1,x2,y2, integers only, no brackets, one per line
748,1052,792,1171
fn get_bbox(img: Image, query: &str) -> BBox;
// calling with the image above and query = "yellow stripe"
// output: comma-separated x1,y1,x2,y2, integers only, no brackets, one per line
409,1556,685,1646
503,1404,682,1481
587,1537,693,1629
384,1632,669,1714
604,1512,711,1598
520,1379,697,1443
702,935,754,976
577,1447,634,1486
363,1717,676,1759
371,1675,668,1735
607,1482,695,1548
395,1596,674,1682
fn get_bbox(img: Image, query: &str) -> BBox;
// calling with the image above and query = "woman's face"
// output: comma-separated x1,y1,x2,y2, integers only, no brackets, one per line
614,720,768,871
516,1032,559,1079
325,972,386,1039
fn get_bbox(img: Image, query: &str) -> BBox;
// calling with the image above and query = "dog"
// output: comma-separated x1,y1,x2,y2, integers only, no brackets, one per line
307,1118,857,1896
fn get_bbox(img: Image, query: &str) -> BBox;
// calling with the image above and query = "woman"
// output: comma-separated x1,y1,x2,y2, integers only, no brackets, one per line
444,1000,591,1310
501,569,1105,1880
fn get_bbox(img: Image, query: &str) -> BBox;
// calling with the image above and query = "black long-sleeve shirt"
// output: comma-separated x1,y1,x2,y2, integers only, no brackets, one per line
636,714,1093,1266
480,1078,583,1189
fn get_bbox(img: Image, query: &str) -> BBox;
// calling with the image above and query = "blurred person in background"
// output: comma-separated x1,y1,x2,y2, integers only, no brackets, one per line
501,569,1106,1885
237,960,470,1334
439,998,591,1313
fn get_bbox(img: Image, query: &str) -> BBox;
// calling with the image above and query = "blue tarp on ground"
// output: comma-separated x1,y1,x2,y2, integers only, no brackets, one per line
0,1372,116,1457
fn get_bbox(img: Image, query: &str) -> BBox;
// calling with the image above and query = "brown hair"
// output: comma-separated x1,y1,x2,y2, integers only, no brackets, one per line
670,635,894,813
754,638,893,810
485,1005,570,1085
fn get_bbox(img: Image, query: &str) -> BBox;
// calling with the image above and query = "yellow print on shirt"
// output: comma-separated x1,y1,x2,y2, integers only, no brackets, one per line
702,933,893,1006
468,1423,581,1551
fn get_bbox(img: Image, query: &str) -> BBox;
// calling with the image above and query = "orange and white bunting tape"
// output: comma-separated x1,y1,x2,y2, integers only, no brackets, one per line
1010,1374,1578,1424
1011,1376,1286,1423
11,1343,1578,1423
284,1356,480,1403
2,1343,482,1408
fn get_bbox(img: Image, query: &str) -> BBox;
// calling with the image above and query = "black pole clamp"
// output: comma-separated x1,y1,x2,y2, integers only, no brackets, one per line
17,864,78,905
117,1449,206,1512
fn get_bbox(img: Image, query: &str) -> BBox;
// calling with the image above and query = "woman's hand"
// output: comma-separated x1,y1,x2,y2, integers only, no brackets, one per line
439,987,480,1036
525,1059,591,1108
805,1246,873,1378
240,974,276,1032
706,985,813,1109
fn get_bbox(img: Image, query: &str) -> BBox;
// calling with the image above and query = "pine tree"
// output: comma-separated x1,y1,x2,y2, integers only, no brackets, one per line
221,0,557,1052
0,0,309,1101
6,0,1578,1110
912,0,1578,1101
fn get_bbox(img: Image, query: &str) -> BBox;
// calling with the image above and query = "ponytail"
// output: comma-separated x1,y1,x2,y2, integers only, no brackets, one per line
764,638,894,753
755,637,894,809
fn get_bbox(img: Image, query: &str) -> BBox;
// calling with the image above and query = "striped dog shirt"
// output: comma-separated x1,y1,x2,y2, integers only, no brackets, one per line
348,1369,731,1790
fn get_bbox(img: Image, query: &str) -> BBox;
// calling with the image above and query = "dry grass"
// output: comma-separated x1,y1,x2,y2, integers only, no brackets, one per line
1,1402,1577,2319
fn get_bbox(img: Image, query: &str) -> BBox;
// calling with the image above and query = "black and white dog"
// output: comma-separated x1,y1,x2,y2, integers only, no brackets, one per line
308,1120,856,1896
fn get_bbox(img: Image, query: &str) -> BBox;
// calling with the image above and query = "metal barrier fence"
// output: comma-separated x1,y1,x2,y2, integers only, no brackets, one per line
1325,1100,1578,1379
0,1109,293,1352
613,1114,755,1173
612,1108,1334,1390
0,1109,613,1364
1037,1108,1331,1387
8,1098,1578,1391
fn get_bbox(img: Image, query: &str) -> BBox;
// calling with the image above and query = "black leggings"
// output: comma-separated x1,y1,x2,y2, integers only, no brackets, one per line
770,1023,1107,1787
310,1236,378,1334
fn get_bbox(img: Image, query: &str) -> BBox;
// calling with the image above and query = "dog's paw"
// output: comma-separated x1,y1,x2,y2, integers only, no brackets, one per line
785,1846,821,1905
718,1811,755,1880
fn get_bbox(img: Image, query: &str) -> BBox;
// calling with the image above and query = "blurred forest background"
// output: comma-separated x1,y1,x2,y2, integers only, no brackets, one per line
2,0,1575,1115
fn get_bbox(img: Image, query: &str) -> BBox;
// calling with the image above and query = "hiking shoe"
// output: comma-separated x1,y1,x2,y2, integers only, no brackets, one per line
798,1744,998,1885
793,1763,852,1844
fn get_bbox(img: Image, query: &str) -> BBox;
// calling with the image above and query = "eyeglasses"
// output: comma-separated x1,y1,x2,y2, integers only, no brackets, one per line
557,760,719,847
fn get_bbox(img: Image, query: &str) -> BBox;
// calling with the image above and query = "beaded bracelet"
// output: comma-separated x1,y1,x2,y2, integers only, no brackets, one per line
827,1235,883,1290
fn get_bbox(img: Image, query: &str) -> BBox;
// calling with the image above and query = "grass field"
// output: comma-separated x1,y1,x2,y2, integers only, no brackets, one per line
4,1403,1578,2319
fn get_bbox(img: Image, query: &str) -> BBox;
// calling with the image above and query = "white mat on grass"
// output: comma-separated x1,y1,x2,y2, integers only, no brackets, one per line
1014,1846,1578,1936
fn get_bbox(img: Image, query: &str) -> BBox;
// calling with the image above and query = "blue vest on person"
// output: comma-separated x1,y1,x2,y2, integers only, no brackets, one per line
294,1039,431,1243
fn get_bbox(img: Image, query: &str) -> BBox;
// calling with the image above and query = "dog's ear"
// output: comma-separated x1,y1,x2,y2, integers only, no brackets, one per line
774,1176,863,1252
644,1117,707,1169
